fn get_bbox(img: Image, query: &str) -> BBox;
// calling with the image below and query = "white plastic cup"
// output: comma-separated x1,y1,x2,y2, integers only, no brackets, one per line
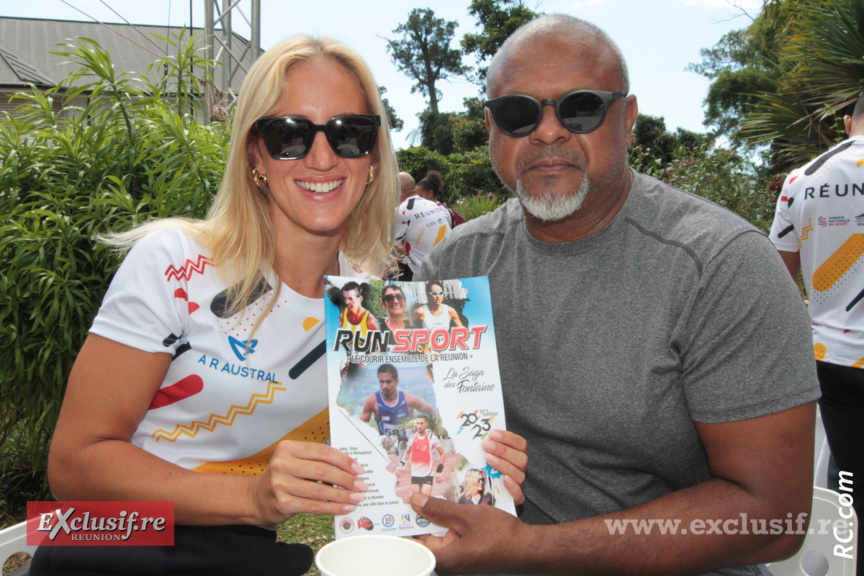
316,535,436,576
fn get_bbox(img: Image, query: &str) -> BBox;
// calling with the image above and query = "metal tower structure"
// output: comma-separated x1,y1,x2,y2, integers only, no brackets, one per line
203,0,261,107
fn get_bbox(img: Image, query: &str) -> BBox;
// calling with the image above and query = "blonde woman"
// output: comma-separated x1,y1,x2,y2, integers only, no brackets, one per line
34,35,399,575
458,468,495,506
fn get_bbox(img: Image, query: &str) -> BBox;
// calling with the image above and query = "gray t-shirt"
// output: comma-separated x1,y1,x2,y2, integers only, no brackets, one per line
417,171,819,576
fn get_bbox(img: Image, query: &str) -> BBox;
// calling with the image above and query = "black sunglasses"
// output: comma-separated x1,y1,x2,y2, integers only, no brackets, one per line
383,293,405,304
485,90,626,137
255,114,381,160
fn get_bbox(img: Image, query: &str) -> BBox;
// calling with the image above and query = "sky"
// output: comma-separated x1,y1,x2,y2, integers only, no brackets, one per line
1,0,763,149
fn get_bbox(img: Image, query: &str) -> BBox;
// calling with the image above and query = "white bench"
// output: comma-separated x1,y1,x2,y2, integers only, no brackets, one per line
0,521,37,575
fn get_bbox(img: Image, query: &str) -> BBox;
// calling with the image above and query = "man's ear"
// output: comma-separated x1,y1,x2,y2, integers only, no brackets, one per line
624,94,638,135
485,107,492,133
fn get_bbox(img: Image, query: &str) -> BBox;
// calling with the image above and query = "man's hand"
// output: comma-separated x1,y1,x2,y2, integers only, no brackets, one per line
482,429,528,505
410,405,816,575
411,492,530,574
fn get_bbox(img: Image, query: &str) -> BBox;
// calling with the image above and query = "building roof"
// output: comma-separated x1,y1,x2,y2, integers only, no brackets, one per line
0,44,55,87
0,16,249,93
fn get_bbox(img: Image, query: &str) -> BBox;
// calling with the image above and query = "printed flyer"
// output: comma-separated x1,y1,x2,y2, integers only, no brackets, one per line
323,275,515,538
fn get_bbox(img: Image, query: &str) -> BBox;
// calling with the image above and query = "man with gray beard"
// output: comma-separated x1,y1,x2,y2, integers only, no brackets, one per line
411,14,820,576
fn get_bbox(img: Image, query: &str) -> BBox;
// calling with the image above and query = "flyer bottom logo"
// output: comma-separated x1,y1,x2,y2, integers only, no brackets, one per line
26,501,174,546
339,518,355,534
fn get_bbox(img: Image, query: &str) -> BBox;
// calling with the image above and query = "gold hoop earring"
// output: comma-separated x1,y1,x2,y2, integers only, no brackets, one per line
366,165,376,185
251,168,268,190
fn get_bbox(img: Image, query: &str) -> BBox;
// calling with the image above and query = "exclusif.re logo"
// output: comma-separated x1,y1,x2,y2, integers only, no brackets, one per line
26,501,174,546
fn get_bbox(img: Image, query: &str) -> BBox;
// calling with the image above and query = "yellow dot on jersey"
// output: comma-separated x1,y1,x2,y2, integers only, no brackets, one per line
303,317,320,331
814,342,827,361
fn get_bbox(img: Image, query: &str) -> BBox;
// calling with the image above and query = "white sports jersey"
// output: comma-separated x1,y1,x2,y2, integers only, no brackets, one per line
769,135,864,368
408,431,441,478
396,195,452,273
417,304,456,330
90,228,367,472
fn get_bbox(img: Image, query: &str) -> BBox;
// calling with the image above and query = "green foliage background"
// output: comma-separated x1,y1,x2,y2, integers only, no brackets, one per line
0,34,228,523
689,0,864,171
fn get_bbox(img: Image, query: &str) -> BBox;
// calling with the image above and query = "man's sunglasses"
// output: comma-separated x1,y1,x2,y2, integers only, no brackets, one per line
485,90,626,137
255,114,381,160
383,293,405,304
428,291,444,296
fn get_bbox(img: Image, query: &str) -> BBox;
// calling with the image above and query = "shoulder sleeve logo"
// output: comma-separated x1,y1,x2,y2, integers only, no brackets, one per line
164,255,213,281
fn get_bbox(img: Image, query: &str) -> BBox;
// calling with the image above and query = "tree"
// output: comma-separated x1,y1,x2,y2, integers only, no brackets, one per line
631,114,712,166
378,86,404,132
461,0,540,85
416,96,490,156
691,0,864,171
688,29,778,142
384,8,467,114
418,110,458,155
687,1,793,149
743,0,864,167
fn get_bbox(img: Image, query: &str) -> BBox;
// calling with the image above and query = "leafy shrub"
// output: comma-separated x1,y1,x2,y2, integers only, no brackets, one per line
628,140,777,232
453,192,507,220
0,34,229,519
451,117,487,153
444,146,507,200
0,427,46,527
396,145,507,205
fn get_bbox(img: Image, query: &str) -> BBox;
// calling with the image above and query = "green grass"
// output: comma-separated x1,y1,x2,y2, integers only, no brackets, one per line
278,514,336,576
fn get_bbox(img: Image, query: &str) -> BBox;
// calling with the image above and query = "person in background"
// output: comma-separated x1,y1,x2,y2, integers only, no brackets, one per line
769,92,864,574
413,178,436,201
418,170,466,227
398,171,415,200
394,188,453,281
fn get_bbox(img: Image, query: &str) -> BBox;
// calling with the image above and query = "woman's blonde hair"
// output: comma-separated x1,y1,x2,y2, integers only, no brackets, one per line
462,468,487,496
106,35,398,314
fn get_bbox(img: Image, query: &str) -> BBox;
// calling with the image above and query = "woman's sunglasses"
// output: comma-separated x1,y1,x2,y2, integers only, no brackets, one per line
383,293,405,304
485,90,626,137
255,114,381,160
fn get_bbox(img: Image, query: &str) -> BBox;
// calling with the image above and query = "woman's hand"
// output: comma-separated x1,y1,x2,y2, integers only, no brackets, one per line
249,440,368,525
481,430,528,505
